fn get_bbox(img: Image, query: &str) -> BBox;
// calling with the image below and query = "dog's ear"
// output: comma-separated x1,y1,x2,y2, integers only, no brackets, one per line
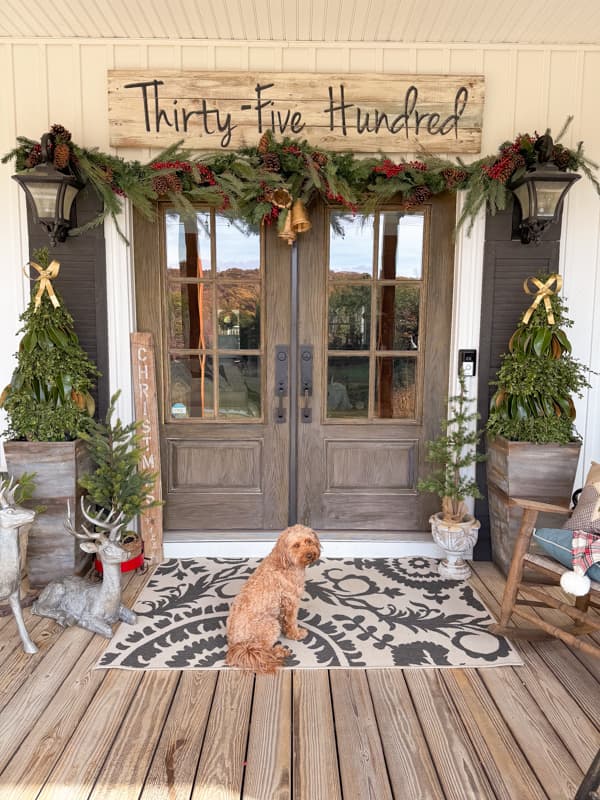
272,529,292,569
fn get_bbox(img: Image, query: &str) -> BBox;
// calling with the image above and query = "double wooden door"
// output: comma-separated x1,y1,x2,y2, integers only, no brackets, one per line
134,195,455,535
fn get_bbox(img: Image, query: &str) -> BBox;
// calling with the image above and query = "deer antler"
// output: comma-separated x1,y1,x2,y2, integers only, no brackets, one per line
80,498,126,542
63,499,95,541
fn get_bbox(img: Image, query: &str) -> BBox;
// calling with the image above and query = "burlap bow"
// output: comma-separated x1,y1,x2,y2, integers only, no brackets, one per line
25,260,61,310
521,274,562,325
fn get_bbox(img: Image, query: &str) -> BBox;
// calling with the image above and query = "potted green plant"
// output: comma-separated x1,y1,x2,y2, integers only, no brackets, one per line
418,371,486,579
0,247,99,587
78,390,161,572
485,274,591,574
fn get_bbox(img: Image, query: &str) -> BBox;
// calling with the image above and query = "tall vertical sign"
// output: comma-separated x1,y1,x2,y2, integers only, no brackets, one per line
130,332,163,563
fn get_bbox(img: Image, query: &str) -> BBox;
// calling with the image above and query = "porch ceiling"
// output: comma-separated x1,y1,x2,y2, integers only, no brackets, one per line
2,0,600,45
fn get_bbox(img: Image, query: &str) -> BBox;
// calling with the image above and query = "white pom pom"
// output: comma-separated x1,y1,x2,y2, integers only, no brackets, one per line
560,570,591,597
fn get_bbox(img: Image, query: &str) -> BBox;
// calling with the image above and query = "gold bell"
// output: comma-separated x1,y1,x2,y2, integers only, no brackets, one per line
278,209,296,245
291,199,311,233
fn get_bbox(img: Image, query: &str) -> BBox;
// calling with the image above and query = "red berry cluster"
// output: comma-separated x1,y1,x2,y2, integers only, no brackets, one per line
25,144,43,168
325,188,357,213
283,145,303,156
407,160,427,171
373,159,406,178
195,164,216,185
483,153,525,184
150,160,192,172
263,206,280,225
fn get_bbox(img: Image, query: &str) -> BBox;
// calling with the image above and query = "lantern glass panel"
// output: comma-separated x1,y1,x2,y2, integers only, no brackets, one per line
535,181,568,218
30,182,60,218
61,184,80,220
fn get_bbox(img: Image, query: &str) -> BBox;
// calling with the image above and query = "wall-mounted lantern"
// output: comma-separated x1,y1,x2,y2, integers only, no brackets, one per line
509,134,581,245
12,133,84,247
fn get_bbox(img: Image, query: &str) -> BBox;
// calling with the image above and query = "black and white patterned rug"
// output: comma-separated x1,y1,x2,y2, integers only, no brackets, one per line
97,557,522,670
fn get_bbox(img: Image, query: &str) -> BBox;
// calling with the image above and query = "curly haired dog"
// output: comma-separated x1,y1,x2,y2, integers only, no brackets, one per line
226,525,321,673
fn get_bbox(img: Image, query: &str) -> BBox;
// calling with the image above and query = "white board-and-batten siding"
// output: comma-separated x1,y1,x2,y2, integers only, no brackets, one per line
0,40,599,494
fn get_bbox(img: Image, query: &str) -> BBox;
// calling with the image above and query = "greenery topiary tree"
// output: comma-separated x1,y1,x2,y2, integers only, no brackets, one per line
486,276,591,444
418,371,486,523
78,391,161,536
0,248,99,442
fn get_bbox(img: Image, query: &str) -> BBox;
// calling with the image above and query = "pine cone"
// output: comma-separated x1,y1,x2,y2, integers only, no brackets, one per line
553,148,571,170
101,165,114,183
50,124,72,142
311,151,328,168
25,145,42,168
261,152,281,172
53,142,71,169
152,175,170,195
258,132,271,154
407,186,433,207
441,167,468,190
166,174,183,193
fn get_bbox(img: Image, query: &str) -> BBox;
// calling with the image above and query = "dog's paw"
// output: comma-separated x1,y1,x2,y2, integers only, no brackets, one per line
286,626,307,641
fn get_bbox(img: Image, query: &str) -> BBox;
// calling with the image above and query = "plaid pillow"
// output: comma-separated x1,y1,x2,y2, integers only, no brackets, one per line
564,481,600,533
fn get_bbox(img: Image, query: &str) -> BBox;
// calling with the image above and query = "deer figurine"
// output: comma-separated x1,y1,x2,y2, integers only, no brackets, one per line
32,499,137,637
0,476,38,654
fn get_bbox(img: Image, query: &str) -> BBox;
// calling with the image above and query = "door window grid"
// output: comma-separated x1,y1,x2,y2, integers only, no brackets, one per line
326,209,428,421
163,208,263,421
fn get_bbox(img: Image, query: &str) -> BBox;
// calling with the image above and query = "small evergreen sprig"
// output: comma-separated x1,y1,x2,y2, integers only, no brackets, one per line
418,371,486,522
78,391,162,532
487,279,591,444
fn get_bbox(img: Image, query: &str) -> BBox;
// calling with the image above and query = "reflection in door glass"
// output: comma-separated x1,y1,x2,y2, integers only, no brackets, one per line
168,282,214,349
378,212,424,279
165,211,212,277
215,217,260,274
218,356,261,418
328,284,371,350
376,285,420,351
375,357,416,419
327,357,369,418
329,214,374,280
170,355,215,418
217,284,260,350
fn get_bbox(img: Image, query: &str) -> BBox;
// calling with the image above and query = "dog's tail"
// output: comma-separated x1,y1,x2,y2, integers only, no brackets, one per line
226,642,288,674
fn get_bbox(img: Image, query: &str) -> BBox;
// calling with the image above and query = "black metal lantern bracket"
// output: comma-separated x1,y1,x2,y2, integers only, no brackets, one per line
11,133,85,247
508,133,581,245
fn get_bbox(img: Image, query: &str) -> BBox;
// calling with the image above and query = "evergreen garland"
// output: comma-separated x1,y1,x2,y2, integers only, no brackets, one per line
3,118,598,242
0,248,99,442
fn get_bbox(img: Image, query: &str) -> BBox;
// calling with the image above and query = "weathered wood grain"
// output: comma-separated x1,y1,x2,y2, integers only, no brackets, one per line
329,669,393,800
404,669,496,800
108,70,485,153
292,671,341,800
191,670,254,800
131,332,164,563
140,671,218,800
243,672,292,800
367,669,443,799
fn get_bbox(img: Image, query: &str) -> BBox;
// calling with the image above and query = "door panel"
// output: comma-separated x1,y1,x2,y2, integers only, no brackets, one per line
135,195,455,535
296,195,455,532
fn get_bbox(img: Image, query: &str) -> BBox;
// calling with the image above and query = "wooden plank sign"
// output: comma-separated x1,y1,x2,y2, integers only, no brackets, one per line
130,332,163,563
108,70,485,154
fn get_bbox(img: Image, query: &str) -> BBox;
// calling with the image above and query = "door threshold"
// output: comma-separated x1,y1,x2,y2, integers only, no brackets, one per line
163,531,451,559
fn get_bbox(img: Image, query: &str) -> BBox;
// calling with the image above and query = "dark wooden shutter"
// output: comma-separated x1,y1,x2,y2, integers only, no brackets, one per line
474,200,561,558
26,184,109,420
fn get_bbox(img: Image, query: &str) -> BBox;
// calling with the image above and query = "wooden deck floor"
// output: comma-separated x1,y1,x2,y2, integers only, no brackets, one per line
0,561,598,800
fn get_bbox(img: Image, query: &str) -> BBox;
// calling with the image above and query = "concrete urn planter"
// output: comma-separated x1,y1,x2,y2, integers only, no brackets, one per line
429,512,481,580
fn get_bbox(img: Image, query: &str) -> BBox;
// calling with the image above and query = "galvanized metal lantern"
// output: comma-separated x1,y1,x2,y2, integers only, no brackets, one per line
509,134,581,245
12,133,84,247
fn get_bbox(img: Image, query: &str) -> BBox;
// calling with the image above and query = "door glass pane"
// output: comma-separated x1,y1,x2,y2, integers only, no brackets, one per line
168,282,214,349
166,211,212,277
170,355,214,419
378,211,424,279
215,217,260,275
218,356,261,418
328,284,371,350
376,285,420,351
217,284,260,350
375,357,417,419
329,213,374,280
327,356,369,418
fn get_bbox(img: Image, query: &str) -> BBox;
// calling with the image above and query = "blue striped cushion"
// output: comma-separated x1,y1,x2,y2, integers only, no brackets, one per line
533,528,600,582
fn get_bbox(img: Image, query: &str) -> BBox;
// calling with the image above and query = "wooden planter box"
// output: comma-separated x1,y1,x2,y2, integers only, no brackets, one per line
3,440,92,588
486,435,581,575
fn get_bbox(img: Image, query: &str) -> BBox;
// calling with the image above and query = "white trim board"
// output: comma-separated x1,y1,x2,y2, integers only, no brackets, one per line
164,538,450,559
